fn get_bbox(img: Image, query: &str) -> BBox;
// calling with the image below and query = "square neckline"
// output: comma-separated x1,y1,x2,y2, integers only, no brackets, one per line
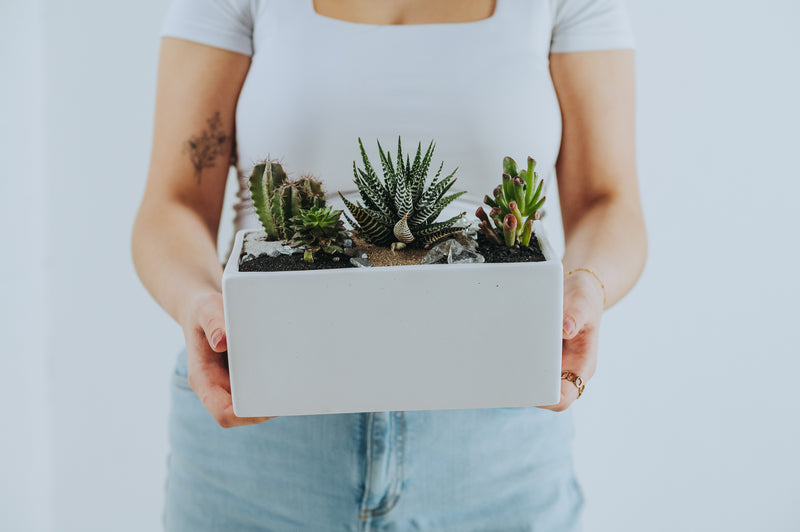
308,0,503,29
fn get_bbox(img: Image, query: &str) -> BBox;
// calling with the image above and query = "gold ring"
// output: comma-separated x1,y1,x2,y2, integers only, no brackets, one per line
561,370,586,399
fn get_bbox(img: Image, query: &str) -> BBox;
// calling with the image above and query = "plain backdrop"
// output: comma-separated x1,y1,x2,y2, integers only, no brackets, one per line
2,0,798,531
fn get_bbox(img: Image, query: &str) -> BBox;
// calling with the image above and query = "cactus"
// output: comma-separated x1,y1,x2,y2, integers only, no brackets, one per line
477,156,545,247
289,206,348,263
248,161,326,241
339,137,467,248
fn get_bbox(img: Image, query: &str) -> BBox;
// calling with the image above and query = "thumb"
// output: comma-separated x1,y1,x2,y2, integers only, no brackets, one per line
196,294,228,352
562,293,590,340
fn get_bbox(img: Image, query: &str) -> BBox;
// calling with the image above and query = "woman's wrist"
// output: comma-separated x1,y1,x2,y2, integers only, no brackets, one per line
179,289,224,330
564,268,606,315
566,268,606,310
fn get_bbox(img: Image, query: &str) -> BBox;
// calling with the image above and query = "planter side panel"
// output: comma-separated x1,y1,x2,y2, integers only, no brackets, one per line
223,261,562,417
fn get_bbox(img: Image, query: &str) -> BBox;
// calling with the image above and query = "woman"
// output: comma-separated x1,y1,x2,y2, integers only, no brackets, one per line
132,0,647,529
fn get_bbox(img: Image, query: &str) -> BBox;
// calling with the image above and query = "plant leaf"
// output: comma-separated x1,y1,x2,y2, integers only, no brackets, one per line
395,168,413,217
339,192,393,245
415,212,466,238
410,190,466,227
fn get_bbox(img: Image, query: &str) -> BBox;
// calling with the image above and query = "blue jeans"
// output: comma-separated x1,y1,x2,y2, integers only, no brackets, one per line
163,348,584,531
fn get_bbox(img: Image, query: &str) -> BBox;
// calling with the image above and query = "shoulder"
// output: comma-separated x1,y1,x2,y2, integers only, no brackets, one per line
547,0,635,53
161,0,268,56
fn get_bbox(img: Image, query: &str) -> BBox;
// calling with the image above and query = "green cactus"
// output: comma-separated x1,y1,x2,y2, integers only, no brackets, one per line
289,206,348,263
476,156,545,248
339,137,467,248
248,161,326,241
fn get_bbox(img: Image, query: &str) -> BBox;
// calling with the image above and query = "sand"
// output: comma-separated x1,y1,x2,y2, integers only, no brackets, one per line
350,235,430,267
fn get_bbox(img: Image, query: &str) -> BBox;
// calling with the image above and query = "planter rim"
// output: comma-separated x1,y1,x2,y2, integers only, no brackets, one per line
225,219,560,275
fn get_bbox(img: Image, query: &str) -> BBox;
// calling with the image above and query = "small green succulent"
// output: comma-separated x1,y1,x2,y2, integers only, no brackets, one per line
289,206,348,263
249,160,326,241
339,137,467,249
476,156,545,248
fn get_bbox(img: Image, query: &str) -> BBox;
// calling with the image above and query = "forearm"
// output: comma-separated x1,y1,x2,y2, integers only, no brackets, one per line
132,200,224,327
561,195,647,310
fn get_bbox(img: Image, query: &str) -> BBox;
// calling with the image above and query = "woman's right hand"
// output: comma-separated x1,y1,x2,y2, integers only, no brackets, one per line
182,292,276,428
131,38,264,427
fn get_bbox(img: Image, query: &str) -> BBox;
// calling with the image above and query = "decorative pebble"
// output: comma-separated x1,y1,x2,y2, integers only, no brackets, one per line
350,257,374,268
422,238,485,265
242,231,296,258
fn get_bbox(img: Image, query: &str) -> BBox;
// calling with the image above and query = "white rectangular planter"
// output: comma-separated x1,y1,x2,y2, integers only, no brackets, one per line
222,221,563,417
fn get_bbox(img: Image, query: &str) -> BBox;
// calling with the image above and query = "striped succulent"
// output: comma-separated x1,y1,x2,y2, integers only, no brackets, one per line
476,156,545,247
339,137,467,248
249,160,326,241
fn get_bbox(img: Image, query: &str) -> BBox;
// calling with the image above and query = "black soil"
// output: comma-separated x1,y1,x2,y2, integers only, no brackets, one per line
239,234,545,271
239,252,354,272
475,232,546,263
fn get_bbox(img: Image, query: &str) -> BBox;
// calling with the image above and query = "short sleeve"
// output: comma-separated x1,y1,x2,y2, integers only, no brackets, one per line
160,0,255,56
550,0,635,53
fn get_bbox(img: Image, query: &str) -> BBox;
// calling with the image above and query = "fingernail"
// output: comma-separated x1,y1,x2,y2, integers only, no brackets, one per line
563,317,576,337
211,329,224,349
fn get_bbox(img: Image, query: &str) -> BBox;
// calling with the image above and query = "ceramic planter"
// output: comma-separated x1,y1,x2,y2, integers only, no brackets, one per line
222,220,563,417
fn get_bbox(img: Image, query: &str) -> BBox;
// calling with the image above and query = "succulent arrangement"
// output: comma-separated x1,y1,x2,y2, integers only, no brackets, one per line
475,156,545,248
289,206,349,263
244,142,548,272
228,140,563,421
339,137,467,250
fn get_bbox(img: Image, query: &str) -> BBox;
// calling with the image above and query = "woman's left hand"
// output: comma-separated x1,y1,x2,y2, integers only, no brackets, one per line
539,270,605,412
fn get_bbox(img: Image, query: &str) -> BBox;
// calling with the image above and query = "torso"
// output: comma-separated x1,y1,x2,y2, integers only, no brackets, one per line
312,0,497,26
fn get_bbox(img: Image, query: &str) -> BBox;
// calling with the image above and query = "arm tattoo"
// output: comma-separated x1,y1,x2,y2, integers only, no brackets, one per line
184,112,230,183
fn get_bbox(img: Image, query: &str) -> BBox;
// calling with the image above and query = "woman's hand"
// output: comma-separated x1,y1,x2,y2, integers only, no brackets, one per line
131,39,266,427
539,270,605,412
182,292,276,428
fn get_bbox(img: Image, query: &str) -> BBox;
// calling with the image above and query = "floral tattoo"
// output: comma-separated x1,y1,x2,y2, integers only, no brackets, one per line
185,112,229,183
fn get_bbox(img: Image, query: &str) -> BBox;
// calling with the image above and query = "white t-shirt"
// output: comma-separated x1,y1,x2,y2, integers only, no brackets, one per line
160,0,634,257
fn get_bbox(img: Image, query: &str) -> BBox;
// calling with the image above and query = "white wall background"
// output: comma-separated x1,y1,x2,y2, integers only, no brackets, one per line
1,1,51,531
2,0,798,531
